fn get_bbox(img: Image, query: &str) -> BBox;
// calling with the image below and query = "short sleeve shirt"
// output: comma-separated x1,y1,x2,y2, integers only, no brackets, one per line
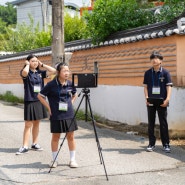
143,67,172,99
39,78,77,120
20,69,47,101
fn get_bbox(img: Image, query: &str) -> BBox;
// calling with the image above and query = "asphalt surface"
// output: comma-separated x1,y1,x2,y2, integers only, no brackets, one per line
0,101,185,185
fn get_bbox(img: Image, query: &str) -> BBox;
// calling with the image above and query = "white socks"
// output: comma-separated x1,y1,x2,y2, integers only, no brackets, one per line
70,150,76,162
52,150,76,162
52,151,58,161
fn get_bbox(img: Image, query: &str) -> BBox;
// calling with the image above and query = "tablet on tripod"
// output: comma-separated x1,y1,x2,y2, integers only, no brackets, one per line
147,97,164,106
72,73,98,88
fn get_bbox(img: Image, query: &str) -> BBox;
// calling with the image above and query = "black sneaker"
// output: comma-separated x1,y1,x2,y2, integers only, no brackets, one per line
146,145,155,152
163,144,171,153
16,147,28,155
31,144,43,151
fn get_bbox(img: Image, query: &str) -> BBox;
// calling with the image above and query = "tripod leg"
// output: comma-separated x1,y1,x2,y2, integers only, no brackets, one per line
85,95,88,122
48,134,67,173
86,95,109,181
86,95,102,162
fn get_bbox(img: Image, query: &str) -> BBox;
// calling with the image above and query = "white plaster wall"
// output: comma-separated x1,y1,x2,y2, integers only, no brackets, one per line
0,84,24,99
168,87,185,130
74,86,148,125
17,1,43,29
74,85,185,130
0,84,185,130
16,0,91,31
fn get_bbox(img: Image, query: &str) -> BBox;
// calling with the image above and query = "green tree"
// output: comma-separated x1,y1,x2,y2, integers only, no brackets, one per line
1,12,86,52
0,3,16,26
0,18,7,34
154,0,185,22
83,0,154,43
83,0,185,44
64,12,87,42
0,3,16,50
2,16,51,52
0,18,11,50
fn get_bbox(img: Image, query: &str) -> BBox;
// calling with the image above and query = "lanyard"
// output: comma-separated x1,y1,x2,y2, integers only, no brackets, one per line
32,71,41,85
152,70,161,87
58,84,68,102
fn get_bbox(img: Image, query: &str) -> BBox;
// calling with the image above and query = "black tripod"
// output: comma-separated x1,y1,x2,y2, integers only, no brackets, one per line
48,88,109,181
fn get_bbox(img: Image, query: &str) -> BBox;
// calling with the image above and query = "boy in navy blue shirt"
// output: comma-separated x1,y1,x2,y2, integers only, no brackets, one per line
143,51,172,153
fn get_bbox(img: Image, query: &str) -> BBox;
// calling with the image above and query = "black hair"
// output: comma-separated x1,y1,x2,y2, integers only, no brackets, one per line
22,54,39,70
55,62,68,72
26,54,37,61
150,51,163,60
54,62,69,80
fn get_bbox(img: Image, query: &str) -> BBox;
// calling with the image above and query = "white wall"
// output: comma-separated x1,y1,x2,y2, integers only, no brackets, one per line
17,1,44,30
16,0,91,31
0,84,24,99
74,85,185,130
0,84,185,130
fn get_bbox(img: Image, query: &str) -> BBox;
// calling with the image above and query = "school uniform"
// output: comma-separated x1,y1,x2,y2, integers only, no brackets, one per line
39,78,78,133
20,69,48,121
143,67,172,147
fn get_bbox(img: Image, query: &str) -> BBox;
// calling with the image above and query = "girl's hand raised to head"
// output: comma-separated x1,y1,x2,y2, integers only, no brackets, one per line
25,60,30,65
37,60,43,67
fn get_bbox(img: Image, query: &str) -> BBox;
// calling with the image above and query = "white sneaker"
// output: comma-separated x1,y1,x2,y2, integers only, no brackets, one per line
49,161,58,168
69,161,78,168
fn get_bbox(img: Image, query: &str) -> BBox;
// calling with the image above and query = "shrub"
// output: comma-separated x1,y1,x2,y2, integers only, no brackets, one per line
0,91,23,103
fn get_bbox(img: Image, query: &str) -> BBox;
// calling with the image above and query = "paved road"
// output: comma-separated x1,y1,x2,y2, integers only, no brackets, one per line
0,101,185,185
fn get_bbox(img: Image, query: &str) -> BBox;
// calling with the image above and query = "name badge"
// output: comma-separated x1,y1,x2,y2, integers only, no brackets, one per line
34,85,41,93
59,102,68,111
152,87,160,94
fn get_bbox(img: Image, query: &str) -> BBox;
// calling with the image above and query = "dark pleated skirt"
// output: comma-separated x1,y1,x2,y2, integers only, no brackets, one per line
50,119,78,133
24,101,48,121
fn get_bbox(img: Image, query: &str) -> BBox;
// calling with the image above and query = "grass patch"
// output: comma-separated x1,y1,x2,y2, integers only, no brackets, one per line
0,91,24,104
74,109,100,121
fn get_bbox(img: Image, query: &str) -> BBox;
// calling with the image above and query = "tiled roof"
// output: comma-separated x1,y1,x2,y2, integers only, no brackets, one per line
0,12,185,62
11,0,28,5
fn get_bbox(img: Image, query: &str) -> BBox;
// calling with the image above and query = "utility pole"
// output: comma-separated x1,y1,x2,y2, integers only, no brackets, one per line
41,0,47,31
51,0,65,66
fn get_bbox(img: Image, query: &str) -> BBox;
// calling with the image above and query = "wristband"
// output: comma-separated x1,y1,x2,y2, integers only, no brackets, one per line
41,63,44,67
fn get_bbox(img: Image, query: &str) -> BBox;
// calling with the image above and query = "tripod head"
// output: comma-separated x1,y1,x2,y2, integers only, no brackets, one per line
82,88,90,94
78,88,90,97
